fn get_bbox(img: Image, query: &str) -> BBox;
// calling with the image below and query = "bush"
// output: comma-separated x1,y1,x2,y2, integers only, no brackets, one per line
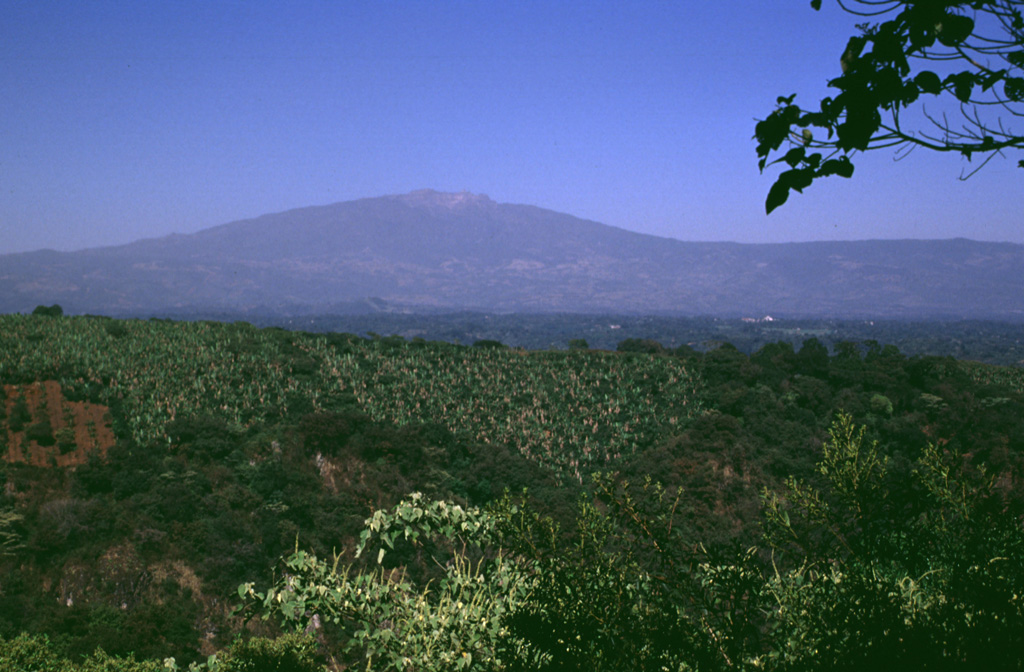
77,649,162,672
0,633,163,672
8,396,31,432
216,634,324,672
166,415,239,461
0,632,71,672
616,338,665,354
56,427,77,454
25,420,56,447
31,305,63,318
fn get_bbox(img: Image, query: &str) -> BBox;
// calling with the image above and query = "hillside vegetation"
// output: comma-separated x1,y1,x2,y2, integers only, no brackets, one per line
1,314,1022,669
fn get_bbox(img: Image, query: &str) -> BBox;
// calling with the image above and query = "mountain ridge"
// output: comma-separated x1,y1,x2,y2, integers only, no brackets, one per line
2,190,1022,319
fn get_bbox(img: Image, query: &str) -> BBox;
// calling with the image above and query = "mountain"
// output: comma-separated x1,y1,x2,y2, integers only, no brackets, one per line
2,189,1023,319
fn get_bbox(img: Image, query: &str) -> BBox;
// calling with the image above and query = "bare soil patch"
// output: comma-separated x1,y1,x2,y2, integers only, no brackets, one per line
3,381,116,466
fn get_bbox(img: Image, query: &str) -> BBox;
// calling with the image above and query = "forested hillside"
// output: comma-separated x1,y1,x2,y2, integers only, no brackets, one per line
1,314,1022,670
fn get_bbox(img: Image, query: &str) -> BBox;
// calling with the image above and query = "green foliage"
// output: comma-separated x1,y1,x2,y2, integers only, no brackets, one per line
0,507,25,557
315,337,703,481
868,392,893,416
0,316,701,482
56,427,77,453
25,419,56,447
32,305,64,318
4,313,1024,670
757,414,1024,670
0,632,163,672
75,649,163,672
498,477,706,672
0,633,72,672
8,393,31,432
210,634,324,672
0,315,347,446
239,493,535,671
616,338,667,355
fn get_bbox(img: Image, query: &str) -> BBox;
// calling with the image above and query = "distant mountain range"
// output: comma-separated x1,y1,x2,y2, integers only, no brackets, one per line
3,189,1023,319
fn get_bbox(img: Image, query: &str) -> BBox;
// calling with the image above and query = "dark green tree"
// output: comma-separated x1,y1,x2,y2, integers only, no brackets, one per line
756,1,1024,213
31,304,63,317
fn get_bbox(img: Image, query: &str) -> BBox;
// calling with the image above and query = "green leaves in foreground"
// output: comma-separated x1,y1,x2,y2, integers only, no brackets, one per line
242,413,1024,670
758,413,1024,670
237,494,535,672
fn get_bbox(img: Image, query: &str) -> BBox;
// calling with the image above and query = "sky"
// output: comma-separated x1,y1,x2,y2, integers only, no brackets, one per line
2,0,1022,255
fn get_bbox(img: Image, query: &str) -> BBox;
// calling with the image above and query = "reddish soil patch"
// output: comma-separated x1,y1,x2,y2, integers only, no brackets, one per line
3,381,116,467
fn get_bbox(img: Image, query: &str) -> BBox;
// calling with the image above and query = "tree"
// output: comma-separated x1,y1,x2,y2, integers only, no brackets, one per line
0,507,26,558
755,1,1024,213
758,413,1024,670
31,304,63,317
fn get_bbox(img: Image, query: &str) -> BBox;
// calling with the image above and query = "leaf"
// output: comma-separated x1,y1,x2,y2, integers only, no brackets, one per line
915,71,942,94
979,69,1007,93
756,105,801,158
946,71,976,102
936,13,974,47
836,105,881,151
765,175,793,215
783,146,806,168
786,168,814,192
819,156,854,178
841,36,867,73
871,67,907,108
1007,51,1024,68
1005,77,1024,102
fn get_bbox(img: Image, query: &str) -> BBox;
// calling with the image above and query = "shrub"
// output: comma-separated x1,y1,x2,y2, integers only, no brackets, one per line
31,305,63,318
8,396,31,432
56,427,77,454
616,338,665,354
25,420,56,447
216,634,325,672
0,633,71,672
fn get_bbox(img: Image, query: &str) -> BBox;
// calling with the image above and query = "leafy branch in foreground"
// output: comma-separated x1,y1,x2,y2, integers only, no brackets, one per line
236,494,537,672
756,1,1024,213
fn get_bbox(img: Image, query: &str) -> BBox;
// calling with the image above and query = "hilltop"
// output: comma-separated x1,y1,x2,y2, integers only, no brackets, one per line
3,190,1024,319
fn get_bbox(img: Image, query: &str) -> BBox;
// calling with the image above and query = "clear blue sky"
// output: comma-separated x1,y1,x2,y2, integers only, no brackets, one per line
2,0,1021,254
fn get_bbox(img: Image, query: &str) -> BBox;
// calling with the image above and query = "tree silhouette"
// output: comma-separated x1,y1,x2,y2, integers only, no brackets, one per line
756,0,1024,213
31,304,63,317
